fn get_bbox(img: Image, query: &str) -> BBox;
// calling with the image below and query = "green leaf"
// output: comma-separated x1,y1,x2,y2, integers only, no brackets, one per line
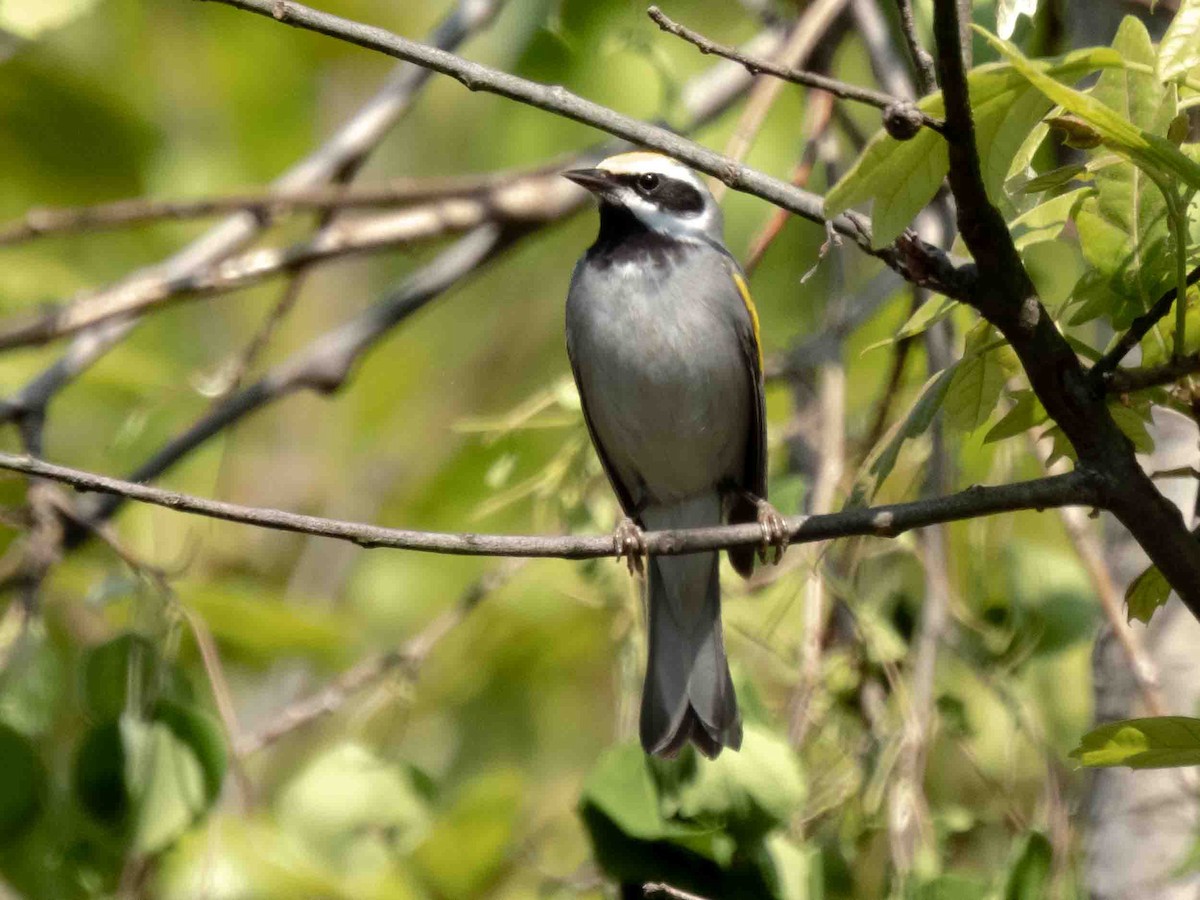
1108,402,1155,452
1004,832,1052,900
73,720,128,824
1072,716,1200,768
1125,561,1171,623
944,326,1010,432
1159,0,1200,84
851,366,957,503
980,27,1200,190
862,296,958,352
1012,162,1088,194
152,701,226,806
0,723,44,844
666,727,805,840
1009,186,1093,249
82,633,192,721
984,391,1048,443
122,716,209,854
1085,18,1179,319
412,769,522,899
826,47,1120,246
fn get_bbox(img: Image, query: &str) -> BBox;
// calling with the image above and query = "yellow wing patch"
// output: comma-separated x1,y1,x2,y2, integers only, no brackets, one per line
731,271,764,372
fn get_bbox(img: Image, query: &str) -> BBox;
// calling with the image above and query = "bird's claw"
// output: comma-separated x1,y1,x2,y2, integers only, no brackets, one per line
613,517,647,576
756,500,789,565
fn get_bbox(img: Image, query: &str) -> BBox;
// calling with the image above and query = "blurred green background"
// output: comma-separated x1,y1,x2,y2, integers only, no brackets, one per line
0,0,1139,897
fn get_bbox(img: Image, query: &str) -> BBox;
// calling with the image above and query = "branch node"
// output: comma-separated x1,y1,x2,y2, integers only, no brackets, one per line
882,102,924,141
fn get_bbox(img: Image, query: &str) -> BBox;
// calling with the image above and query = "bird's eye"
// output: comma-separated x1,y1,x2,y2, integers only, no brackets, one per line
637,172,660,193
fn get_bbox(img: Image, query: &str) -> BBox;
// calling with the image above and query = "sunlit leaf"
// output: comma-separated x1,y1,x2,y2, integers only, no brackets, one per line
1008,186,1092,249
1158,0,1200,84
980,27,1200,190
826,47,1121,246
997,0,1039,40
1072,716,1200,768
984,391,1047,443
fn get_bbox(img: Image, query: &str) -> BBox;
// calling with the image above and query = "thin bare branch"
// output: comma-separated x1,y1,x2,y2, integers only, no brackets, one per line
895,0,937,95
0,171,588,350
0,170,558,247
0,452,1102,561
647,6,944,134
197,0,968,300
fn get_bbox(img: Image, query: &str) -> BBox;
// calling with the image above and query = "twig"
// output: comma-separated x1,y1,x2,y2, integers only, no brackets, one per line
1090,265,1200,388
710,0,847,202
238,560,524,755
0,170,557,247
647,6,944,133
181,609,256,806
895,0,937,95
0,0,505,426
198,0,968,300
0,451,1103,562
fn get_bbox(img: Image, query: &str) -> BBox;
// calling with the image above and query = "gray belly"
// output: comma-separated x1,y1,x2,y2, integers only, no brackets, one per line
567,259,751,507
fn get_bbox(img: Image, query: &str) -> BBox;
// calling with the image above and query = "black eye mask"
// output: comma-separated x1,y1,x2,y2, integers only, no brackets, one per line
613,173,706,216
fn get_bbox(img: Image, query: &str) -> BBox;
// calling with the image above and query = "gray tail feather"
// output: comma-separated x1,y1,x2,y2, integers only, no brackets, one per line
638,525,742,758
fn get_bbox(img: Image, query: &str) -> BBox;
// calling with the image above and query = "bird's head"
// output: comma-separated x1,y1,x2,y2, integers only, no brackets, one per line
563,152,723,243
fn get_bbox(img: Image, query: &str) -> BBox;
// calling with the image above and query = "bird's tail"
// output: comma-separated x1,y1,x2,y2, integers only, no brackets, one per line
638,494,742,759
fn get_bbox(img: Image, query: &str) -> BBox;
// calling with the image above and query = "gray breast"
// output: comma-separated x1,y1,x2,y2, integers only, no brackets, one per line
566,241,753,507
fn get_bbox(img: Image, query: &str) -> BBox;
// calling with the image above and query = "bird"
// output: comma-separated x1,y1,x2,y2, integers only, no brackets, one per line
562,151,787,759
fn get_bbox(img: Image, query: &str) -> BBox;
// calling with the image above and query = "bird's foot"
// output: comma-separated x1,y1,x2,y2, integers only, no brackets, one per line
613,517,647,576
756,499,789,565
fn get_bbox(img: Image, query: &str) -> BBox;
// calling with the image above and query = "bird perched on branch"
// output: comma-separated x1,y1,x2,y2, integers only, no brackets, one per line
563,151,787,759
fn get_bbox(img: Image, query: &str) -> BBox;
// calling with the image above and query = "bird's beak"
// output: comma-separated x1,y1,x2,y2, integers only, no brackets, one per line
562,168,615,195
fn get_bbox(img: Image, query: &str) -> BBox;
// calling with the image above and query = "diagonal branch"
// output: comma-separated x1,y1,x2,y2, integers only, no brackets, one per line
197,0,968,300
647,6,944,134
1090,264,1200,388
0,452,1101,560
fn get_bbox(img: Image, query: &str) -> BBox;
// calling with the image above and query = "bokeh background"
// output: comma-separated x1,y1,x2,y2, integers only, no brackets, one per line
0,0,1192,897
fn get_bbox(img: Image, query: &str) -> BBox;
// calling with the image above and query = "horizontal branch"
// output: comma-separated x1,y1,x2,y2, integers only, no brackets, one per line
0,169,560,247
0,452,1101,559
0,169,590,350
647,6,944,134
198,0,968,301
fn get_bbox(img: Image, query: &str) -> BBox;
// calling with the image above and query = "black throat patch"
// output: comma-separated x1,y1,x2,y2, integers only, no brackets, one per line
586,203,690,270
